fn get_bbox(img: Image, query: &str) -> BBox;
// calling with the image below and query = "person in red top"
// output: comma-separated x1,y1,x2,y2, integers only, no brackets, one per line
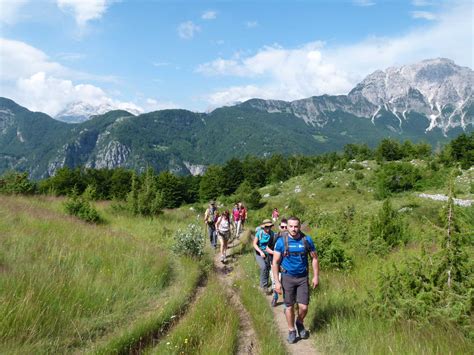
232,203,241,238
239,202,247,231
272,208,279,223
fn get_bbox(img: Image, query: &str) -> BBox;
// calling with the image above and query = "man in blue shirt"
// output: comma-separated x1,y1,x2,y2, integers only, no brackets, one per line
272,216,319,344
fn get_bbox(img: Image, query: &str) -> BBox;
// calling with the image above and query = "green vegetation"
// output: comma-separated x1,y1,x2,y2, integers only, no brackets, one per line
149,275,239,354
1,132,473,354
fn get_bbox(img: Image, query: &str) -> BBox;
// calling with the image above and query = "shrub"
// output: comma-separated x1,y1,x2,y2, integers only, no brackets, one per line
368,199,407,251
375,162,422,199
64,191,102,223
315,231,352,270
0,171,35,194
172,224,205,258
347,162,364,170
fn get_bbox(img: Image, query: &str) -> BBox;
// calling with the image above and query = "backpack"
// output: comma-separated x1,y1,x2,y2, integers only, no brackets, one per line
206,207,216,224
256,228,274,251
281,231,312,258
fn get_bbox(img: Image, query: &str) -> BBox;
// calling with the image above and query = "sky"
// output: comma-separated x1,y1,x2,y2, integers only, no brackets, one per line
0,0,472,117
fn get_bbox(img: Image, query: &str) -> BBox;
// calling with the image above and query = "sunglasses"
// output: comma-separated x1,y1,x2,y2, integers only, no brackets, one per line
280,225,287,229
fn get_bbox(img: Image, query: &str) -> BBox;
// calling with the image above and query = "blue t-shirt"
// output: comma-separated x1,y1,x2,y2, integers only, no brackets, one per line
275,234,316,277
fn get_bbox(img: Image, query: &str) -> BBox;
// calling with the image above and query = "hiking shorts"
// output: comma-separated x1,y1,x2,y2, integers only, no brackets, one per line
281,274,309,306
218,230,231,241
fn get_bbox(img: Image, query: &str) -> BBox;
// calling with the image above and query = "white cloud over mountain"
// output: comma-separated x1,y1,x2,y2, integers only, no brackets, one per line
0,38,142,116
199,3,473,108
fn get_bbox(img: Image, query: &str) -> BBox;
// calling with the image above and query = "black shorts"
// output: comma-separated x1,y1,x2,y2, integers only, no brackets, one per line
281,274,309,306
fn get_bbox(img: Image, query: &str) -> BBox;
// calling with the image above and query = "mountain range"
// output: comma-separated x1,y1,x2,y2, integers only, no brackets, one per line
1,58,472,179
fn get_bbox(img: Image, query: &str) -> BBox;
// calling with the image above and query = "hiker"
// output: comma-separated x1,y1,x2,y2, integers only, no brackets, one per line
272,208,280,223
239,203,247,231
203,201,218,249
272,216,319,344
216,210,232,263
232,203,241,238
269,218,288,307
253,219,275,294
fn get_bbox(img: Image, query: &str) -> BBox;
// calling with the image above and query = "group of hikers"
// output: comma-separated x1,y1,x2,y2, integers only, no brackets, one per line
203,201,247,263
204,201,319,344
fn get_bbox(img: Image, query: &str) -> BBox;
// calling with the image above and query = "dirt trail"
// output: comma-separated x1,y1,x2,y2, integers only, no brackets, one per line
214,236,259,354
265,292,320,355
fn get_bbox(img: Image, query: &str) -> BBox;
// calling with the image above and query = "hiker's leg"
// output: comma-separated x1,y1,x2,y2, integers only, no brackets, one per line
296,303,308,322
295,277,310,322
236,220,241,237
281,274,298,330
219,233,225,256
254,254,268,288
207,225,213,243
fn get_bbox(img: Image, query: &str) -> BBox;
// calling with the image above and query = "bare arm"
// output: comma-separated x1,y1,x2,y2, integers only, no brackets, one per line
310,251,319,288
272,251,282,294
253,236,265,257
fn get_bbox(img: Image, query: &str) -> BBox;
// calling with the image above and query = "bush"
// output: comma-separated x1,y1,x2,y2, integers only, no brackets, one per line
172,224,205,258
368,199,407,251
375,162,422,199
64,192,102,223
0,171,35,194
315,231,352,270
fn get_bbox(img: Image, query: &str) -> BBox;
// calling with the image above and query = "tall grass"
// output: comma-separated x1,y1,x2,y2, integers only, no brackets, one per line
0,195,202,353
149,274,239,354
95,257,206,354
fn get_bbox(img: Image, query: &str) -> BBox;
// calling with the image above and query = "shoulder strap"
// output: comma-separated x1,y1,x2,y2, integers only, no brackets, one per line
283,232,289,256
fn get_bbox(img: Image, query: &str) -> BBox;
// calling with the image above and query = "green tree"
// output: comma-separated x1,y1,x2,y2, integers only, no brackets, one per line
157,171,185,208
199,165,225,201
221,158,244,195
369,199,407,249
376,138,403,162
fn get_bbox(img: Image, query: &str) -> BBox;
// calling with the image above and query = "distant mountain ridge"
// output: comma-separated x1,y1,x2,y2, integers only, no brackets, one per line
0,58,472,179
243,58,473,134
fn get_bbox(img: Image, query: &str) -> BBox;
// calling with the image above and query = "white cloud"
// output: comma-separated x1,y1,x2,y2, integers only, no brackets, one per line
0,38,68,80
145,98,179,111
11,72,142,116
245,21,258,28
56,0,112,26
411,11,437,20
353,0,376,6
202,10,217,20
198,3,472,107
0,38,141,116
178,21,201,39
0,0,29,24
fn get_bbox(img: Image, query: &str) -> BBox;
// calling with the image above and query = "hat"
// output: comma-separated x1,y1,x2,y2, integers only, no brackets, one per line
210,200,216,205
261,219,274,227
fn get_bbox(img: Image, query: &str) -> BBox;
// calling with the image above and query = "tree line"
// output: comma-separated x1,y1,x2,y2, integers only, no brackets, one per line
1,133,473,209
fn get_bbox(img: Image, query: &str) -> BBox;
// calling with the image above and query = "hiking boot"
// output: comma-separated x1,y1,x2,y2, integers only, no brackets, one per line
220,255,225,263
287,330,297,344
296,320,309,339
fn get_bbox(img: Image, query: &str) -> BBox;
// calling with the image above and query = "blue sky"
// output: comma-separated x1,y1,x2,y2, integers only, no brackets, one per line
0,0,472,116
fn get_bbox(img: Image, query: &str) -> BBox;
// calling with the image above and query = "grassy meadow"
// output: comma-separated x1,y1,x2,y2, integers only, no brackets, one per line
1,157,473,354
